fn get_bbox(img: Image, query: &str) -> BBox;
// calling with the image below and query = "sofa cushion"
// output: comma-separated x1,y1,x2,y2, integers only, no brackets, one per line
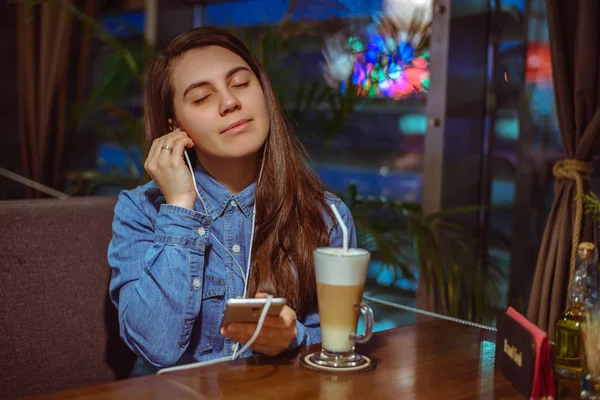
0,196,136,399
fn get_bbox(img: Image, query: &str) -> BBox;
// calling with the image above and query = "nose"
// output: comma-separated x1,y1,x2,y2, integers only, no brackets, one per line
219,89,241,116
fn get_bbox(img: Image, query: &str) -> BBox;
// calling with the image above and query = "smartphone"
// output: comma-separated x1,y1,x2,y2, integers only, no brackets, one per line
220,298,287,328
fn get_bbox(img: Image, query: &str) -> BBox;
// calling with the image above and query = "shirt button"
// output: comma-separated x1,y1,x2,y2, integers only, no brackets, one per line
196,227,206,236
236,295,242,299
232,244,241,253
231,200,238,208
192,278,201,289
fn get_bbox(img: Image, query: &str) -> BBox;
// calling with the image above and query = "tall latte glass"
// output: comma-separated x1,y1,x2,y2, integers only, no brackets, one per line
310,247,374,368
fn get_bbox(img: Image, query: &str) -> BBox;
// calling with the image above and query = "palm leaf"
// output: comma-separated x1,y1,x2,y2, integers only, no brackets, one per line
345,182,505,324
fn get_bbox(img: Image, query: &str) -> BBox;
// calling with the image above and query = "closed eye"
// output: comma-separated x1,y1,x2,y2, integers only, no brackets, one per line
233,82,249,88
193,95,210,105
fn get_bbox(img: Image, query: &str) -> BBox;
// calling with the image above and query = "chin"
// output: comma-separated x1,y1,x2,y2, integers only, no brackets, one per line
217,134,266,159
210,143,262,160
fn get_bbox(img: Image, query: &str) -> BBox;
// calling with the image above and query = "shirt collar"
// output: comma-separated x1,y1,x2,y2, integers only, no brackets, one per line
192,162,255,220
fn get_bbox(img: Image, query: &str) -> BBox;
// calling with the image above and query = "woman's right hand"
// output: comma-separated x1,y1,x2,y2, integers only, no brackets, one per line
144,130,197,210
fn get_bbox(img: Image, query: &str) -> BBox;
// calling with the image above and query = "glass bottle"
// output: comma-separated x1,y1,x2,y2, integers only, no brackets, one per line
554,242,598,379
581,243,599,308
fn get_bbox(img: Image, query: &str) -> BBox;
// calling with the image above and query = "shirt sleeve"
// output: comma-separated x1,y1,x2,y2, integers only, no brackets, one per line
108,189,212,368
289,311,321,349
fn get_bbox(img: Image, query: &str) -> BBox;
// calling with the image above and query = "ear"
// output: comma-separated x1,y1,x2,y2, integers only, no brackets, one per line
167,118,180,131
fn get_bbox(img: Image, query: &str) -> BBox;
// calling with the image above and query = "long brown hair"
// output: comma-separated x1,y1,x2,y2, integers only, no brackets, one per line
145,27,334,317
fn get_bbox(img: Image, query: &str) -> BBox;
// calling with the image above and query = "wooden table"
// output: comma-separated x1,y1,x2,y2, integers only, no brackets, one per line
29,320,575,399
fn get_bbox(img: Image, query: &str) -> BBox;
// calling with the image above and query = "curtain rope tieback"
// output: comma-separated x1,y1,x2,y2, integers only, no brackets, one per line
552,158,593,298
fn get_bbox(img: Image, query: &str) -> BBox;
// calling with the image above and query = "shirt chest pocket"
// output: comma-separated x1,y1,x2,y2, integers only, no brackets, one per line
195,276,226,354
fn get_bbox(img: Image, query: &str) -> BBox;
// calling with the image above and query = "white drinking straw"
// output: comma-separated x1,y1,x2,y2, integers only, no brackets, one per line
330,203,348,253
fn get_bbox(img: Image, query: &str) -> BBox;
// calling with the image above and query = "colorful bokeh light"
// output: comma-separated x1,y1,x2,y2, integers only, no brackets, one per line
347,34,430,100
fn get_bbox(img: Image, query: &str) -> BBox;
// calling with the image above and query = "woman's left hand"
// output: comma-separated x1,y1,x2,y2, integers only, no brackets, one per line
221,292,297,356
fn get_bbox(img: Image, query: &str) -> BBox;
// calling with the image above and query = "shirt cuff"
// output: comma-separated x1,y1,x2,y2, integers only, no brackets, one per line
154,204,213,250
288,320,308,349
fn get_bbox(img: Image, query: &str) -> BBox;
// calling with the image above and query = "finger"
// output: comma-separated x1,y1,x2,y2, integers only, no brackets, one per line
157,139,175,162
226,330,289,348
159,131,189,149
280,306,297,326
164,129,189,140
145,139,158,169
256,316,289,329
149,134,171,162
146,131,188,168
225,309,295,331
225,323,281,338
231,335,282,356
157,132,188,162
224,323,295,347
171,137,195,160
149,135,170,163
247,343,284,357
261,305,296,328
255,292,270,299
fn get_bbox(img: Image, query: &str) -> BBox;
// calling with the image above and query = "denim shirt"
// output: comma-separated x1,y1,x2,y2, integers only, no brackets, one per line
107,164,357,376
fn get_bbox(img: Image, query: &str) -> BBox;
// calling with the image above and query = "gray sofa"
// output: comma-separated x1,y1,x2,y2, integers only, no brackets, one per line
0,196,136,399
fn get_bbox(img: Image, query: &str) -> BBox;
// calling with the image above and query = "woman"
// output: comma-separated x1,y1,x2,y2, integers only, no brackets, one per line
108,26,356,377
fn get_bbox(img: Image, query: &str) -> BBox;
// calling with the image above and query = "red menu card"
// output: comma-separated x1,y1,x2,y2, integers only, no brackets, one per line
495,307,555,400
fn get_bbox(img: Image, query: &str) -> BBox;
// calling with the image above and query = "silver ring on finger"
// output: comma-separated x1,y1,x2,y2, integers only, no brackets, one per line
160,145,173,153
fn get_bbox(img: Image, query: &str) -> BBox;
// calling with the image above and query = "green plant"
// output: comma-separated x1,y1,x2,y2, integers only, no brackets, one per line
343,183,505,324
582,192,600,225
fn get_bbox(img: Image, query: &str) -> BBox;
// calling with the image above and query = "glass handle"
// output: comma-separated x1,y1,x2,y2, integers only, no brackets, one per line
350,301,374,344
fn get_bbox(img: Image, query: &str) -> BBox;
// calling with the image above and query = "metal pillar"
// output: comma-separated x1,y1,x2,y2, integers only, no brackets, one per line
419,0,492,313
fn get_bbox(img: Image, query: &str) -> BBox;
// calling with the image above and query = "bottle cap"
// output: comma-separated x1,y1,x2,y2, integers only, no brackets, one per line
578,242,597,262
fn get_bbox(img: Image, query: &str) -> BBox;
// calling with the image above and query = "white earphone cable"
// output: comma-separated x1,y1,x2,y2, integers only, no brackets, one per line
208,232,247,287
231,294,271,358
184,150,257,291
155,151,267,374
157,295,273,374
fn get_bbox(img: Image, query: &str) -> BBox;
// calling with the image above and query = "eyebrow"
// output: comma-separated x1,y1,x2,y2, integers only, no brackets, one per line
183,66,251,98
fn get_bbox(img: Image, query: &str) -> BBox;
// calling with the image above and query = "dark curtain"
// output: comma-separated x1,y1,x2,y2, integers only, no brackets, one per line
15,0,96,196
527,0,600,337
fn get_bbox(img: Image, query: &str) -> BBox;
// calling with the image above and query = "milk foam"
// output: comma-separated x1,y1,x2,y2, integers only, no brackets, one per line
314,247,370,286
317,248,367,257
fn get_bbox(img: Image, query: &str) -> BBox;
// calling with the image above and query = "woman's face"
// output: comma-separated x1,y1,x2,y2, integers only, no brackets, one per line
171,46,269,161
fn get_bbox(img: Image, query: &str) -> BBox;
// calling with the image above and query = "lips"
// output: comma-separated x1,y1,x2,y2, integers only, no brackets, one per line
220,118,252,135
